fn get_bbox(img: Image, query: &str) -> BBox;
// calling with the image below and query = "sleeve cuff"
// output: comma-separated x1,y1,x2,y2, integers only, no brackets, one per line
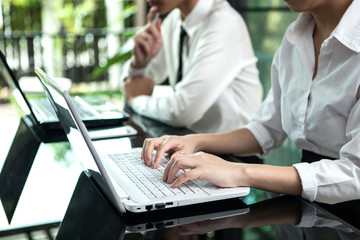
293,162,317,202
245,122,276,156
128,65,146,77
131,95,150,114
119,61,146,89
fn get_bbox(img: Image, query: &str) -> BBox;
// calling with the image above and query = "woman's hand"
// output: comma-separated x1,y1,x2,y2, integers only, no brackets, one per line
132,6,162,69
163,152,245,188
141,135,198,168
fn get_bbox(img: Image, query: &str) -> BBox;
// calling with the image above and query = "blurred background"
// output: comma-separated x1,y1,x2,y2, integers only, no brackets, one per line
0,0,299,96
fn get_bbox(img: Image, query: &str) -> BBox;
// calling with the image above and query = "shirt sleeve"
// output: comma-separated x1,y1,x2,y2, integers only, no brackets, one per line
297,201,354,232
119,32,169,88
293,98,360,204
245,50,288,155
119,60,145,89
132,15,259,128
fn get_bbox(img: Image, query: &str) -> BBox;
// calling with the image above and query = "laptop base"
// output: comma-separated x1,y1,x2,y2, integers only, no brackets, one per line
56,170,249,239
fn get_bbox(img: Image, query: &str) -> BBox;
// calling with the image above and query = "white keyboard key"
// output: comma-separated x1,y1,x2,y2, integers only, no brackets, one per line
108,151,206,200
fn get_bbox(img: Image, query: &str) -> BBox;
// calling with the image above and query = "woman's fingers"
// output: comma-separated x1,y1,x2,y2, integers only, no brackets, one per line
163,152,240,189
141,135,187,168
142,137,164,166
171,169,200,188
152,136,182,168
163,154,198,184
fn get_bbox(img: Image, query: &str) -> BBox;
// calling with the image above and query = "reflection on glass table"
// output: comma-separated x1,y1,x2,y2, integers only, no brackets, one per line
0,140,83,234
56,170,360,240
0,122,141,238
174,195,360,240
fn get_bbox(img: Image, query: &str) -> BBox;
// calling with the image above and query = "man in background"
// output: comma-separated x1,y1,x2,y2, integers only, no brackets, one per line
120,0,262,133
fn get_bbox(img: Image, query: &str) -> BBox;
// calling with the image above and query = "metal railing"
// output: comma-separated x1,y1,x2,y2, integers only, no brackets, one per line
0,29,127,84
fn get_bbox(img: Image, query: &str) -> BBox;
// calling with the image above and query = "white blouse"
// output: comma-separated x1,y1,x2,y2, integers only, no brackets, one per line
246,0,360,204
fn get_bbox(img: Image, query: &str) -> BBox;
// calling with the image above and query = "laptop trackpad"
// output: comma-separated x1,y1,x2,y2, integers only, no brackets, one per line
193,179,248,196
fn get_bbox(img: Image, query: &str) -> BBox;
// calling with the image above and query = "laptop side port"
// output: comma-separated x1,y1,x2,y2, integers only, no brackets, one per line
165,202,173,206
146,223,154,229
146,205,153,211
155,203,165,209
166,221,174,226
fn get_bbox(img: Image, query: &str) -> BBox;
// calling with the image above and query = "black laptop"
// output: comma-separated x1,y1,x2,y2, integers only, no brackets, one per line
0,51,129,142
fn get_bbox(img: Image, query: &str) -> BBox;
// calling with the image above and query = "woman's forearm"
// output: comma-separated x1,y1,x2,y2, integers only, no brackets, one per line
242,164,302,196
190,128,262,156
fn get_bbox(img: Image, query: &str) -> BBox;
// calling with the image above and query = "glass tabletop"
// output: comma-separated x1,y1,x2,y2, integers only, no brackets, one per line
1,102,360,240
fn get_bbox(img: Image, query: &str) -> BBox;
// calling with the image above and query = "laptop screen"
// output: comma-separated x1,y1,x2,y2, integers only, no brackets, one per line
35,66,127,213
0,51,34,117
34,66,100,173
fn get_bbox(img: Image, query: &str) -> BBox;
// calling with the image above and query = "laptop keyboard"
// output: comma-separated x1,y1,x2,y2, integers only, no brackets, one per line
32,97,97,119
72,98,98,118
109,149,205,199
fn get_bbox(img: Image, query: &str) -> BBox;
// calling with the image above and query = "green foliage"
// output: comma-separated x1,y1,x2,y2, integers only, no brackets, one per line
243,188,268,205
2,0,39,7
1,0,42,31
91,46,132,79
247,0,289,8
90,4,138,79
264,138,301,166
51,142,74,167
107,4,137,29
56,0,99,33
247,10,299,95
243,226,275,240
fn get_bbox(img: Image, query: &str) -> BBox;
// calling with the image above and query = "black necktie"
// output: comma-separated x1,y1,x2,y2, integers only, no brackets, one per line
176,26,187,83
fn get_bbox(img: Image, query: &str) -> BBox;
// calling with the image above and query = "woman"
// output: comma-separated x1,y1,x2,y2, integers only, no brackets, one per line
141,0,360,204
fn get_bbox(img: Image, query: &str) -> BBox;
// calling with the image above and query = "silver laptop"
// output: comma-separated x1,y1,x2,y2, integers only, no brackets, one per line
35,66,250,214
0,51,129,134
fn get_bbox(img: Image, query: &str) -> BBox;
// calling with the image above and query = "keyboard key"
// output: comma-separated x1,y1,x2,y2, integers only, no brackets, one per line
108,149,205,200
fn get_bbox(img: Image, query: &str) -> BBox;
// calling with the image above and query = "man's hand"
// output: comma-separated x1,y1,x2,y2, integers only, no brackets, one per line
124,76,154,106
132,6,162,69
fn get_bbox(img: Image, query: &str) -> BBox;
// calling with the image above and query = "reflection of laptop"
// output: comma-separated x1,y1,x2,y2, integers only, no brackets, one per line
0,51,129,141
56,171,249,239
35,66,250,214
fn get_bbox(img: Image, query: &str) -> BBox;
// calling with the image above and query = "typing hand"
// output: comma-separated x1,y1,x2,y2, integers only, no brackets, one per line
132,6,162,69
141,135,197,169
163,152,243,188
124,75,154,106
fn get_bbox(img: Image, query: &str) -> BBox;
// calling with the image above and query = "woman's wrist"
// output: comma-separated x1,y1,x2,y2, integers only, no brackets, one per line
185,133,210,152
235,163,251,187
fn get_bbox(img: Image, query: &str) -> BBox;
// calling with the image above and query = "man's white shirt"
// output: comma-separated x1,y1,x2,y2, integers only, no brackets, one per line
121,0,262,133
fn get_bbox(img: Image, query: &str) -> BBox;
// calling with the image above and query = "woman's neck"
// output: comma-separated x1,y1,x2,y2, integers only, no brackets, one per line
311,0,352,40
311,0,352,79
